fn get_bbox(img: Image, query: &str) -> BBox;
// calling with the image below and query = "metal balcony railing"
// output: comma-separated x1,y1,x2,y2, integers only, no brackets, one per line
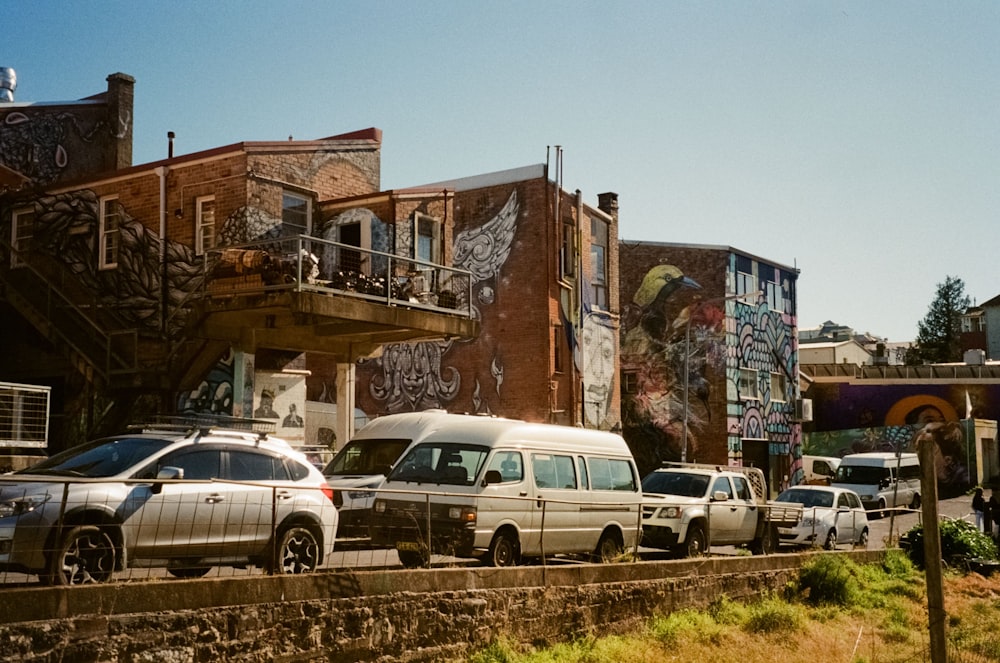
202,236,475,319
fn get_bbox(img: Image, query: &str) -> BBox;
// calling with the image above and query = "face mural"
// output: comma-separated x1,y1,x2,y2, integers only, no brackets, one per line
580,312,615,427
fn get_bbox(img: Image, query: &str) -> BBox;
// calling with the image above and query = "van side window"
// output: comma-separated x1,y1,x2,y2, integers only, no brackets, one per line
532,453,576,489
577,456,589,490
554,455,577,489
589,458,637,491
487,452,523,482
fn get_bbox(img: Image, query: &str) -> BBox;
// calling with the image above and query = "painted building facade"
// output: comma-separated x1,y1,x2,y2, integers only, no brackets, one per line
307,165,622,433
618,241,801,496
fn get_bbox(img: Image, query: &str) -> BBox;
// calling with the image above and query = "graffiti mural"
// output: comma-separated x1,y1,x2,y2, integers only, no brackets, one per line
0,109,109,184
803,420,974,498
177,350,236,416
579,311,616,428
359,191,519,415
24,190,204,335
620,264,711,470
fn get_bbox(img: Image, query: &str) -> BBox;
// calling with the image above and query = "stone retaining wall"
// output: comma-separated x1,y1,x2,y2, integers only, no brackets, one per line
0,551,883,661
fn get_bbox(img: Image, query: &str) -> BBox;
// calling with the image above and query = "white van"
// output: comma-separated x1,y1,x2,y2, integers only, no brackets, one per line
322,410,450,538
801,455,840,485
368,412,642,567
831,452,921,515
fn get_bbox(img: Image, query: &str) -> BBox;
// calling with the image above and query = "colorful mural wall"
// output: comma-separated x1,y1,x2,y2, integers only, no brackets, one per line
618,243,800,483
802,420,978,498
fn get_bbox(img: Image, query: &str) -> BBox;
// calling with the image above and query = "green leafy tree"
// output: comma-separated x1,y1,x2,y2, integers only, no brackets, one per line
910,275,970,364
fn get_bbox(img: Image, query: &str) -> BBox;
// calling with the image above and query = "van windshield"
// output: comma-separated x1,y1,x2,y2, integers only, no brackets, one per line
834,465,887,485
388,443,489,486
323,439,410,476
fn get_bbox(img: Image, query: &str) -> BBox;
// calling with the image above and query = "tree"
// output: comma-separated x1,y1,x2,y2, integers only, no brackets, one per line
910,275,970,364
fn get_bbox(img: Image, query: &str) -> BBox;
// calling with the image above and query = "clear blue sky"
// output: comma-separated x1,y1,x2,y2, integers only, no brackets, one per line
7,1,999,342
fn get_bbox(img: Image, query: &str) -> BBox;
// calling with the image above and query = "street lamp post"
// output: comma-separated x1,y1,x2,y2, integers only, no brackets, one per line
681,291,761,464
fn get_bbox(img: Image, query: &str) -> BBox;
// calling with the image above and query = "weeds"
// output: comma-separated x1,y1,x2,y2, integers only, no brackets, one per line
465,550,1000,663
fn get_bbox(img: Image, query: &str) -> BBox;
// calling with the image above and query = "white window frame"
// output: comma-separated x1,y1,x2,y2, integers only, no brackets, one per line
560,220,575,280
765,279,781,312
99,195,121,269
736,271,754,297
770,372,788,403
11,207,34,268
282,191,312,236
413,212,441,265
590,215,609,310
738,368,759,401
195,195,216,256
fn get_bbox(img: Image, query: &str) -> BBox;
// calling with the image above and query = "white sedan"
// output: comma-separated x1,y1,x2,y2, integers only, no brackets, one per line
774,485,869,550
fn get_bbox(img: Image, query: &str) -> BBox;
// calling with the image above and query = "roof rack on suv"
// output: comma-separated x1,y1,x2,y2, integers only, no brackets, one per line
128,415,277,435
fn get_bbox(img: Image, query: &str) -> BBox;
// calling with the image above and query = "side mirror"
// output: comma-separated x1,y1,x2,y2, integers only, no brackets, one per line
483,470,502,486
712,490,729,502
152,466,183,494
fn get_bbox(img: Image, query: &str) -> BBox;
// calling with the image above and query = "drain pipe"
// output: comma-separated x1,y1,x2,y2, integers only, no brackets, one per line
155,165,168,335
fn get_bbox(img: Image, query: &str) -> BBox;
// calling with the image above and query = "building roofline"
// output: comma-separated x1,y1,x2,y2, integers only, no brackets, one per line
620,238,799,274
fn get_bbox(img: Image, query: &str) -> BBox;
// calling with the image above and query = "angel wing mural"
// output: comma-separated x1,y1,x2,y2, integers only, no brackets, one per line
452,190,519,317
364,190,520,414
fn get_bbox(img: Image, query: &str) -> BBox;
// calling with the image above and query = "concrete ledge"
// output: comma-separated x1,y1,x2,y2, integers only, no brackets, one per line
0,549,883,625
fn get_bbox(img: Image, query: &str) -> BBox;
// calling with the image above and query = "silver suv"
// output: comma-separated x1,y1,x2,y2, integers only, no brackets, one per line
0,422,339,585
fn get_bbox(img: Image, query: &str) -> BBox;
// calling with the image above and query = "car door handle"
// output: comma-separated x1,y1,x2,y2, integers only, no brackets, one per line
275,491,293,501
205,494,224,504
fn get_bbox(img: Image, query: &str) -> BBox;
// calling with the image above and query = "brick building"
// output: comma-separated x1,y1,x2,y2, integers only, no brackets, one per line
308,164,622,434
0,73,616,456
618,240,801,495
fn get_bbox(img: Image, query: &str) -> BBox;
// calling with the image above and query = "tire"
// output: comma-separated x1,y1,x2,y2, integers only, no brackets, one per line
751,524,777,555
680,523,707,558
397,548,428,569
486,530,520,567
823,529,838,551
593,531,624,563
270,526,320,575
167,566,212,579
877,499,887,519
910,494,921,510
855,528,869,549
49,525,116,586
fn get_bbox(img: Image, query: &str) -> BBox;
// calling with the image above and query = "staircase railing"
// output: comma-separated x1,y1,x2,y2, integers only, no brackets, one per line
0,238,137,383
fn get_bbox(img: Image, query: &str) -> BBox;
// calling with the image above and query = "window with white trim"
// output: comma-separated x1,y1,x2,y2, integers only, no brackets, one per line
414,213,441,265
770,372,787,403
765,279,781,311
99,196,121,269
195,196,216,256
738,368,759,400
282,191,311,236
590,216,609,310
559,219,575,280
11,207,34,268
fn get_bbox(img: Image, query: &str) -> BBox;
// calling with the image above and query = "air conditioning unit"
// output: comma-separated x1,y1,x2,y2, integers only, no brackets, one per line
792,398,813,423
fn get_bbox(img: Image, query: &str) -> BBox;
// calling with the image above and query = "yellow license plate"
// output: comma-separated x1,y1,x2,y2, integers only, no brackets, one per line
396,541,422,552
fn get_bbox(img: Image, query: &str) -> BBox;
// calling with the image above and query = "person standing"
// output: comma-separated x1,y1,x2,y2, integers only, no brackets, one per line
988,490,1000,540
972,487,986,533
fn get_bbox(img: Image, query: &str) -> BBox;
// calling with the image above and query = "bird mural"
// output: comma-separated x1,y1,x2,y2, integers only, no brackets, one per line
621,264,707,473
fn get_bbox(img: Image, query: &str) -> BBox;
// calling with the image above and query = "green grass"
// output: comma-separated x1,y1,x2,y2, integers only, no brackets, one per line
464,550,1000,663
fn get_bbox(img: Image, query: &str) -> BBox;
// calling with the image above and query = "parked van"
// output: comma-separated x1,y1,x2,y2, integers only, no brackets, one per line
368,412,642,567
831,452,921,515
322,410,449,538
801,455,840,485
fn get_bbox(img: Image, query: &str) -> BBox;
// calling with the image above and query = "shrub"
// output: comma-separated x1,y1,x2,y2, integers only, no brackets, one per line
902,517,998,568
743,596,804,634
796,554,859,606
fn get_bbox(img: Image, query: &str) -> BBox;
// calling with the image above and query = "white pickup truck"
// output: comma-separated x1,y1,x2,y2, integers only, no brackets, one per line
640,463,801,557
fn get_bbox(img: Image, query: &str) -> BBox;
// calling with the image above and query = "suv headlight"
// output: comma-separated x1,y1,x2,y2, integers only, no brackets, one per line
658,506,682,519
0,493,51,518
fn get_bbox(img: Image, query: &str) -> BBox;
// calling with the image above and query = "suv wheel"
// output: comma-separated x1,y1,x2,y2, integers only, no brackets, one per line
50,525,116,585
397,548,429,569
593,531,624,563
271,526,320,574
680,523,707,558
